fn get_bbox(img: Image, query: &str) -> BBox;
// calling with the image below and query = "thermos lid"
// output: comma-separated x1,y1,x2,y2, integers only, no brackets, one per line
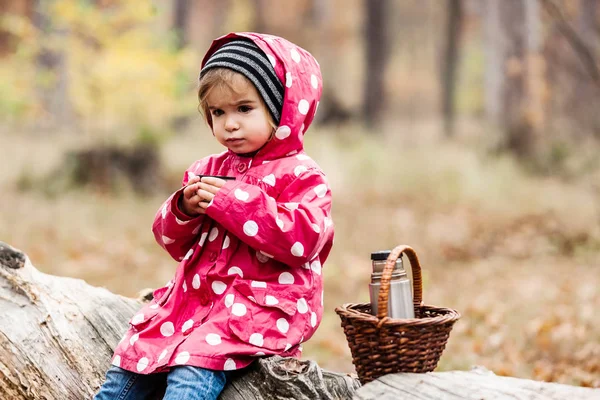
371,250,391,261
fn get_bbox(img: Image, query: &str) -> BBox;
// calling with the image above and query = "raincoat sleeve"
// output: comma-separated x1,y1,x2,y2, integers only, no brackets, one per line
152,163,207,261
206,170,333,268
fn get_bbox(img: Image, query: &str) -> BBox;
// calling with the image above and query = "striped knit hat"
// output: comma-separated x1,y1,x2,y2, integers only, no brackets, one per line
200,39,284,124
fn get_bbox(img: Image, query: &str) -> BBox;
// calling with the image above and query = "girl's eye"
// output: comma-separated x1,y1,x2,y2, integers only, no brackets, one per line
211,109,224,117
238,105,252,113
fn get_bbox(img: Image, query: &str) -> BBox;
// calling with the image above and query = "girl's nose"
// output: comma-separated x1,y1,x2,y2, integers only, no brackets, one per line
225,115,239,131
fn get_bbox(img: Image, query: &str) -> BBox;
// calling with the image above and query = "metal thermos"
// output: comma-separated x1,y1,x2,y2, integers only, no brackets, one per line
369,250,415,319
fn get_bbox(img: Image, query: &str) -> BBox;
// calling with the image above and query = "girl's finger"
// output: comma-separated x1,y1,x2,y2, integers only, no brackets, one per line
200,177,226,188
197,189,214,200
198,182,220,195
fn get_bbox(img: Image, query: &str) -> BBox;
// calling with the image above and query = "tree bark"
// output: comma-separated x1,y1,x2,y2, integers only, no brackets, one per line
363,0,389,128
1,241,598,399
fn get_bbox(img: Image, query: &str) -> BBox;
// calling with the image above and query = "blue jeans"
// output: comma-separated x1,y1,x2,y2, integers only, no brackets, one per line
94,365,227,400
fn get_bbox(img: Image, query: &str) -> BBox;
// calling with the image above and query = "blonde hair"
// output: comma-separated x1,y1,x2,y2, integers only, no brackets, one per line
198,68,277,131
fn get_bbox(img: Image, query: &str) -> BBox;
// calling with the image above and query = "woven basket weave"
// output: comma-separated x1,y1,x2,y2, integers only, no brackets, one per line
335,245,460,384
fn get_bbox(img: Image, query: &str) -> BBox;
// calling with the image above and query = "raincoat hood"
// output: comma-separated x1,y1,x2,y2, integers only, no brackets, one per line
201,32,322,162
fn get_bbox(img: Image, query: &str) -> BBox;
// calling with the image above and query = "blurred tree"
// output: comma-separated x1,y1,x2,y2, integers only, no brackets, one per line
484,0,539,157
33,0,73,126
441,0,463,137
173,0,190,49
253,0,266,32
363,0,389,128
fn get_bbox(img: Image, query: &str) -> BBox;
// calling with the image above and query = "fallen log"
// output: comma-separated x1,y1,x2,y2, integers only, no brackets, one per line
1,241,598,400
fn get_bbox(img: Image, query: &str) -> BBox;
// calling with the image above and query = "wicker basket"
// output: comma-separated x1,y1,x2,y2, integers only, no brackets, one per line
335,245,460,384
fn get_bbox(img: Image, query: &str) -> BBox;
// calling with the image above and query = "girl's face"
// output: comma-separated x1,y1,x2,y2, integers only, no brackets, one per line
206,76,274,155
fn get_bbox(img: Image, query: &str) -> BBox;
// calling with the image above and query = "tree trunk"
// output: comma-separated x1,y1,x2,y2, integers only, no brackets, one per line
363,0,389,128
441,0,463,137
1,241,598,399
484,0,535,157
32,0,73,127
173,0,189,49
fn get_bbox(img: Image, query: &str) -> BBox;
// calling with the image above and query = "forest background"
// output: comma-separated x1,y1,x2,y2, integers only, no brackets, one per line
1,0,599,388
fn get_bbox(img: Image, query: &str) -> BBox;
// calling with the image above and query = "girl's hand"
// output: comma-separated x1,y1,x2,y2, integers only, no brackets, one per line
197,177,227,211
180,175,207,216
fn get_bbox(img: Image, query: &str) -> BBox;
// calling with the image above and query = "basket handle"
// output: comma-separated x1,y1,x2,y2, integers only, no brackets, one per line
376,245,423,319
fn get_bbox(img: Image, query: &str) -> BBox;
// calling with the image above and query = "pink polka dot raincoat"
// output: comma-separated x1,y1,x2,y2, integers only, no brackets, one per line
111,32,334,374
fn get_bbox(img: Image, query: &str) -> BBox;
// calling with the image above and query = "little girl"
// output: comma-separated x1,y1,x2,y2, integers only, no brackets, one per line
94,32,334,399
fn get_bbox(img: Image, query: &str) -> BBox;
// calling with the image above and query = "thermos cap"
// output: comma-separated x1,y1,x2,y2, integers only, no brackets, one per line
371,250,391,261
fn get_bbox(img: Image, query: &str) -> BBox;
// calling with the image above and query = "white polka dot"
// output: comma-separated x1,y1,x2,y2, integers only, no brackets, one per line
275,125,291,140
298,99,310,115
290,48,301,63
311,74,318,89
225,293,235,308
277,318,289,334
294,165,308,176
265,295,279,305
222,236,230,249
162,235,175,245
212,281,227,295
184,248,193,260
175,351,190,365
175,217,190,225
129,333,139,346
112,355,121,367
182,280,187,292
284,343,292,352
209,227,219,242
285,202,299,210
158,349,168,362
291,242,304,257
251,280,267,288
161,203,168,219
314,184,328,198
276,217,284,229
136,357,149,372
311,312,317,327
206,333,222,345
199,232,208,246
160,322,175,337
263,160,270,164
285,72,293,88
311,223,321,233
260,251,274,258
192,225,201,235
248,295,257,302
310,260,322,275
256,251,269,263
192,274,201,289
254,352,266,356
267,54,276,67
182,319,194,333
234,188,250,201
150,304,159,309
297,298,308,314
224,358,237,370
131,313,144,325
228,266,243,277
262,174,276,186
232,303,247,316
249,333,264,347
286,150,298,156
278,272,295,284
296,154,311,160
243,220,259,237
